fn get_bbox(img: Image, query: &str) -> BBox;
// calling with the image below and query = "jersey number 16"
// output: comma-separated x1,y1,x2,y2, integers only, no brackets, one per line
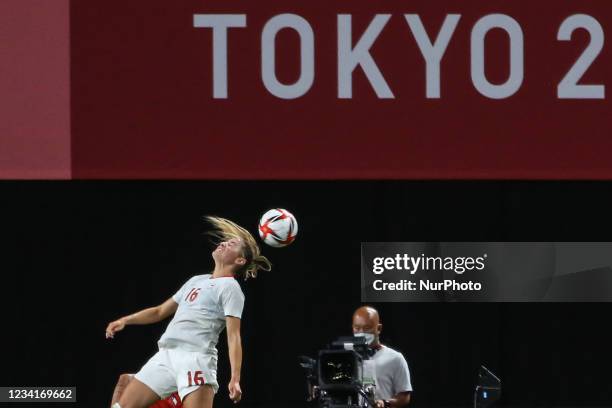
185,288,201,302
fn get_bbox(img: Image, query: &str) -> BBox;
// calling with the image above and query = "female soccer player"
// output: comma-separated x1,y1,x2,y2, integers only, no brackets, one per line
105,217,271,408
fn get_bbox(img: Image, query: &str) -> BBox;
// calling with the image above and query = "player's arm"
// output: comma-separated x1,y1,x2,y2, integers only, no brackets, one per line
226,316,242,403
105,298,178,338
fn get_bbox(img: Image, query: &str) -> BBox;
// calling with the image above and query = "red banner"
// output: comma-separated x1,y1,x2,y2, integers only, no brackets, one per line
68,1,611,178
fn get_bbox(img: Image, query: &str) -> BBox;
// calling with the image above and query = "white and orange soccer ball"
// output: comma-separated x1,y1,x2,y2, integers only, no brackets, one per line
258,209,298,248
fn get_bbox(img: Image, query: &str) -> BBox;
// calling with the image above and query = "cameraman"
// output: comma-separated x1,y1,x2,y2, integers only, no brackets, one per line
352,306,412,408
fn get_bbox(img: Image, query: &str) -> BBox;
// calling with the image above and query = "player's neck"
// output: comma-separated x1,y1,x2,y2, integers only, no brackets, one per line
211,265,236,279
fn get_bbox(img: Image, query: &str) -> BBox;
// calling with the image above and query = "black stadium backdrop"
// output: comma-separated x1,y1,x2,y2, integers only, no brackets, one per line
1,181,611,408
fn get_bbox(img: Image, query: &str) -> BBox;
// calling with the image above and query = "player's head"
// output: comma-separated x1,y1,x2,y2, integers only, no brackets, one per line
352,306,382,346
206,216,272,279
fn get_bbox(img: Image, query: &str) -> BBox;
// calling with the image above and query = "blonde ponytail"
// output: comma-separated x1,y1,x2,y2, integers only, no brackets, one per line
205,216,272,279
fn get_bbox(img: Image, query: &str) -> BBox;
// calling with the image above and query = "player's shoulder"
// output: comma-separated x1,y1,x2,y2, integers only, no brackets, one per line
225,277,244,290
219,277,245,294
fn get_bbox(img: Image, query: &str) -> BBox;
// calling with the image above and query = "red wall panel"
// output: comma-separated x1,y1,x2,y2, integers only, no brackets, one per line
0,0,70,179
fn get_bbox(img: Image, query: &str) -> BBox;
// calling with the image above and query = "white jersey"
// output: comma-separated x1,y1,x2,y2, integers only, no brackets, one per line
372,345,413,400
158,274,245,355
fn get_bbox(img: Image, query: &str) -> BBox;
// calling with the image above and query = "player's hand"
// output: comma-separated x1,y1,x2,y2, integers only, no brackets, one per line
375,400,385,408
228,379,242,403
105,318,126,339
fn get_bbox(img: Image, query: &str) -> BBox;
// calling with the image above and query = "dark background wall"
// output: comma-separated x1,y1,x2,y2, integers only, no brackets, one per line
1,181,611,408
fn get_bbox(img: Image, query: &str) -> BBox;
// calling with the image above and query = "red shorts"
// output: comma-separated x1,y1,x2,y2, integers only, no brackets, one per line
148,392,182,408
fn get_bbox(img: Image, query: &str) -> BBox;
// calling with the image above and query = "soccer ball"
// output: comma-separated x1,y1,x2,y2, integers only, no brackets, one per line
258,209,298,247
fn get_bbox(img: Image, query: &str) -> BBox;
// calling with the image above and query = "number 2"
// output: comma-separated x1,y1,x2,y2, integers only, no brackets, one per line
557,14,605,99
